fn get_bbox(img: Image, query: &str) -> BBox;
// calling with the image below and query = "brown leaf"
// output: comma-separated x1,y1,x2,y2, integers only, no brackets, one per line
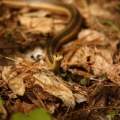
33,69,87,107
107,64,120,85
61,30,113,76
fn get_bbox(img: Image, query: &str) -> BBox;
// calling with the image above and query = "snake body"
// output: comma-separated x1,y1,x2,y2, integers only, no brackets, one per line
2,0,82,63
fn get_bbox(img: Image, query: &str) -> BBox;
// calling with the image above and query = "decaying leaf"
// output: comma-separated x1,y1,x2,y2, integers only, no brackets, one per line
33,69,87,107
34,70,75,107
61,29,113,76
1,58,87,107
77,29,109,46
18,10,66,35
8,76,25,96
2,66,26,96
1,1,120,119
19,12,54,34
107,64,120,86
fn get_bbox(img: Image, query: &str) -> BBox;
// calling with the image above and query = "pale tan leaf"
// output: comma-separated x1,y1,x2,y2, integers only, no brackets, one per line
33,69,76,107
61,30,113,76
8,76,25,96
107,64,120,85
19,13,54,34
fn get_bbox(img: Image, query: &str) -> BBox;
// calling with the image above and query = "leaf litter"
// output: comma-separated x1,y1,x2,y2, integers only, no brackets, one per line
0,0,120,120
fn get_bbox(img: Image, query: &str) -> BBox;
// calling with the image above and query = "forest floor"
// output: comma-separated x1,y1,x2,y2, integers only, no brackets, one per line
0,0,120,120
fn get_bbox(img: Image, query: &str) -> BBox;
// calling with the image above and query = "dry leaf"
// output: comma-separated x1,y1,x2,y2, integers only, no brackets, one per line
33,69,76,107
33,69,87,107
78,29,109,46
2,66,25,96
61,30,113,76
107,64,120,85
8,76,25,96
19,10,66,35
19,12,54,34
1,58,87,107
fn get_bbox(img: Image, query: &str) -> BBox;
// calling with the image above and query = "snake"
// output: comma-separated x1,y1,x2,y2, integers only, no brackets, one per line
1,0,82,65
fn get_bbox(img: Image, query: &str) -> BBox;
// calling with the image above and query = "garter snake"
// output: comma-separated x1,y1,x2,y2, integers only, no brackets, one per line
1,0,82,67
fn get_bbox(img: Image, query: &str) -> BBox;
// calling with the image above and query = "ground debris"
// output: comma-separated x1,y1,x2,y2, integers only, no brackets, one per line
0,58,87,108
0,0,120,120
